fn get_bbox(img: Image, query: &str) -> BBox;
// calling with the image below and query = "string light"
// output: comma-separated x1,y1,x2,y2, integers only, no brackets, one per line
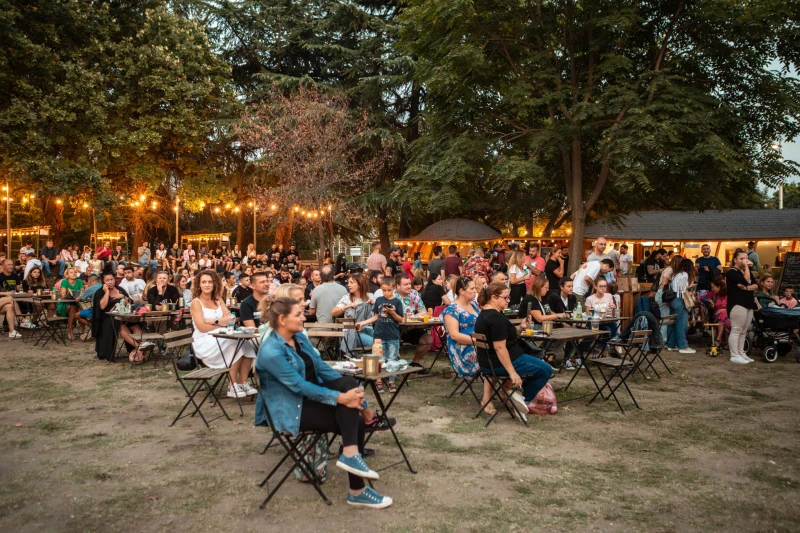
293,206,299,212
56,199,63,205
271,204,277,210
248,202,253,208
83,203,89,209
234,207,240,213
200,202,206,208
214,207,220,213
139,194,146,202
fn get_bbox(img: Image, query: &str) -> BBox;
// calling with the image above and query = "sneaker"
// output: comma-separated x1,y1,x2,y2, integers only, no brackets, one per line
336,453,379,480
80,329,92,341
8,330,22,340
227,384,246,398
564,357,582,370
346,487,393,509
19,319,35,329
666,347,678,351
509,392,529,423
743,354,754,363
730,355,751,365
365,415,397,431
678,348,696,354
138,341,156,350
337,444,375,458
241,382,258,396
410,362,430,375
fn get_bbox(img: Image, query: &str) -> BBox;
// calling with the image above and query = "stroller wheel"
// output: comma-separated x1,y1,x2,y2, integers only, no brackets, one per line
763,346,778,363
796,345,800,364
743,336,752,356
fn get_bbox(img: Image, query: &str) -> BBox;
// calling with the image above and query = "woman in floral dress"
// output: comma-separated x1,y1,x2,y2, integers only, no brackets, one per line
441,276,496,415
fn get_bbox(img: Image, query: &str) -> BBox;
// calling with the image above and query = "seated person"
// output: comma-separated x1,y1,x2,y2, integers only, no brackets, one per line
118,265,146,308
255,297,392,509
332,273,375,355
146,270,181,310
76,274,101,340
584,278,619,350
755,274,780,308
394,273,432,372
232,274,253,302
240,272,269,328
518,276,569,324
0,258,22,339
475,282,553,422
779,286,797,309
546,278,577,315
190,270,256,398
92,272,139,361
58,267,89,341
421,272,446,313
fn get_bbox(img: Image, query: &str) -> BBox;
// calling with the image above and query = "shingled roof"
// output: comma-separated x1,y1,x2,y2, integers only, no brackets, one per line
407,218,503,242
584,210,800,241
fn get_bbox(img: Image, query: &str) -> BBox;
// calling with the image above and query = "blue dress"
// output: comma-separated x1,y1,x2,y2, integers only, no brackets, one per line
441,300,481,378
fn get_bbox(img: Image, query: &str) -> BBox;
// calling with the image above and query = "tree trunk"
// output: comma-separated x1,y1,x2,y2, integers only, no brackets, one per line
328,213,334,254
40,195,66,247
527,212,535,240
567,138,585,265
398,211,411,239
378,207,390,253
236,174,244,249
317,216,325,268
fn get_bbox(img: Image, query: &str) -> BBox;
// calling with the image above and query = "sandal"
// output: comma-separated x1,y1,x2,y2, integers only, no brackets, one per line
482,403,497,415
375,380,385,393
389,382,398,393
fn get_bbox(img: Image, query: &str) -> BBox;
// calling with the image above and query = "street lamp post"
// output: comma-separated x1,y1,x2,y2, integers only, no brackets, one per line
253,203,257,252
175,197,180,248
4,180,9,256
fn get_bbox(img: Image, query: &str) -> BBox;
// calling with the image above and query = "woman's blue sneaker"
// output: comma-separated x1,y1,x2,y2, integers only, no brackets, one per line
335,453,379,480
347,487,393,509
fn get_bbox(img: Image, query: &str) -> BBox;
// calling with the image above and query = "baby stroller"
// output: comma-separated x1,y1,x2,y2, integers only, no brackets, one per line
750,305,800,363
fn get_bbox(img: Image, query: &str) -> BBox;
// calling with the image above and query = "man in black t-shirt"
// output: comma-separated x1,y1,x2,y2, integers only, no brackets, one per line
239,272,269,328
385,246,401,277
643,249,665,284
232,274,253,302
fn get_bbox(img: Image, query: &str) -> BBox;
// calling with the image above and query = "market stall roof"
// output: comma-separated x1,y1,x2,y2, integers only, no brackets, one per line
406,218,503,242
584,209,800,241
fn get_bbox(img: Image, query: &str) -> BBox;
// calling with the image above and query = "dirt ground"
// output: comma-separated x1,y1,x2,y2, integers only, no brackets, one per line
1,334,799,533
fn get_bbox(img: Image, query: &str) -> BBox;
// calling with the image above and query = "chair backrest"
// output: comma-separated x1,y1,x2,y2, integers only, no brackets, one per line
629,330,651,345
471,332,490,350
433,305,447,318
660,314,677,327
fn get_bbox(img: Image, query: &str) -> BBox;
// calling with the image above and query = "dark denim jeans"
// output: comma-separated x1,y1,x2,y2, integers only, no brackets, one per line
482,354,553,403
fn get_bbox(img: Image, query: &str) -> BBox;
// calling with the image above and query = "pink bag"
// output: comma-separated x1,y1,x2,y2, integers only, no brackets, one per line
528,383,557,415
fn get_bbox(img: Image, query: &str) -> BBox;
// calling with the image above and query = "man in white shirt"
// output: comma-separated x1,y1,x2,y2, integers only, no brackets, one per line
608,243,620,267
617,244,633,275
572,259,614,306
119,265,146,306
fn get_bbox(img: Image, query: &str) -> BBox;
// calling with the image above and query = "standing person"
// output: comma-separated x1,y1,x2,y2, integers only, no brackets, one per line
464,246,493,283
560,245,571,278
309,266,348,324
441,276,496,414
617,244,633,276
506,250,531,307
474,282,553,421
400,250,414,279
256,297,393,508
384,246,402,277
643,248,665,284
427,246,445,281
608,243,621,269
412,252,423,276
367,270,383,294
190,270,257,398
587,237,610,262
746,241,761,274
366,241,387,274
443,245,464,277
665,259,696,354
572,259,615,307
523,243,545,292
726,250,758,364
695,244,721,292
240,272,270,328
356,277,403,392
40,239,65,279
544,247,564,291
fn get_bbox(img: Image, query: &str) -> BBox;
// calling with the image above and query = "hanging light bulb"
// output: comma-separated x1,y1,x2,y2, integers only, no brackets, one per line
139,194,146,202
271,204,277,210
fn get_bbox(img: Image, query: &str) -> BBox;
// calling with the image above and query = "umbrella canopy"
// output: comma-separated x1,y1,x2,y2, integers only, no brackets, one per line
406,218,503,242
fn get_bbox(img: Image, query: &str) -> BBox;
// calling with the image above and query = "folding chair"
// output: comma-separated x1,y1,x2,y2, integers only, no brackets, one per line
33,312,69,347
169,349,231,428
160,329,194,368
129,316,168,371
639,314,675,377
13,297,41,342
256,378,332,509
470,333,530,427
423,305,448,373
586,330,650,414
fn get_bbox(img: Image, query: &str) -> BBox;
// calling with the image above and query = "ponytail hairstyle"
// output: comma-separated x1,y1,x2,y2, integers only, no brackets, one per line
266,296,299,329
478,281,509,307
257,294,277,319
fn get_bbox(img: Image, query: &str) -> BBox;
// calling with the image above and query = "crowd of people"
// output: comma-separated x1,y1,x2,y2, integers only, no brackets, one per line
1,235,797,510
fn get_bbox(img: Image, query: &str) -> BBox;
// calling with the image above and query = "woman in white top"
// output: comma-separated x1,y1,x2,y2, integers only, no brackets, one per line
655,255,681,341
190,269,256,399
442,274,458,306
665,259,696,354
584,278,616,312
507,250,531,307
155,243,168,270
332,274,375,354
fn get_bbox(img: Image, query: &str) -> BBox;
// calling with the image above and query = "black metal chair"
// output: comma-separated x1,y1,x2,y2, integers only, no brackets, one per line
586,330,650,414
470,333,530,427
169,347,231,428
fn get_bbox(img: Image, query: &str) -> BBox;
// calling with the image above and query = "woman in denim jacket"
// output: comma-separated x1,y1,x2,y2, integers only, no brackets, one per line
254,297,393,509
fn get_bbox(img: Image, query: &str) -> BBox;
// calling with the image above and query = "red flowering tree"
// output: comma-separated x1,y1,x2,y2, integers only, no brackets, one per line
238,86,387,266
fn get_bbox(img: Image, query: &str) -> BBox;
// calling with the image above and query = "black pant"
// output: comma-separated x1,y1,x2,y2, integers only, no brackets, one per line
299,376,365,490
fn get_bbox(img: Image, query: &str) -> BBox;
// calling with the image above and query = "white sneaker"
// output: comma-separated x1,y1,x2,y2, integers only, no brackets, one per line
666,347,678,351
730,355,750,365
80,329,92,341
227,384,246,398
8,330,22,340
19,319,35,329
743,354,754,363
509,392,528,423
678,348,696,354
241,382,258,396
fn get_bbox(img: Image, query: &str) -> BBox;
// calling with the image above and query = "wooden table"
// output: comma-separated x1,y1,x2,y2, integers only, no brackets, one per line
554,316,628,327
330,364,421,474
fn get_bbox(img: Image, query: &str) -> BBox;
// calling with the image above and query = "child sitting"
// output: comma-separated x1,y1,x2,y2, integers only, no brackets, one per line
779,286,797,309
356,277,404,393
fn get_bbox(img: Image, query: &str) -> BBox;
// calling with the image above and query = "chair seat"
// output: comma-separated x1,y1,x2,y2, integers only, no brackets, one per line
184,367,229,380
135,332,165,341
591,357,634,367
46,316,68,322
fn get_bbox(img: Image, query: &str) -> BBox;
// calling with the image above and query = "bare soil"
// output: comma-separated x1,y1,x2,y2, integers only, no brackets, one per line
1,335,799,533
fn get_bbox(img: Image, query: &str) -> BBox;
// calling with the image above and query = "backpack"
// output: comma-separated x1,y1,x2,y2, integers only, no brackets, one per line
636,261,647,282
528,383,558,415
294,434,329,483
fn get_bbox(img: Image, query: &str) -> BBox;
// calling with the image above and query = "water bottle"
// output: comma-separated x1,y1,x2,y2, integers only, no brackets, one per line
227,316,236,333
574,302,583,320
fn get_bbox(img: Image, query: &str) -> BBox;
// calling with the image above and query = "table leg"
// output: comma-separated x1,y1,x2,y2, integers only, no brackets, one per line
363,375,417,474
556,336,603,401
